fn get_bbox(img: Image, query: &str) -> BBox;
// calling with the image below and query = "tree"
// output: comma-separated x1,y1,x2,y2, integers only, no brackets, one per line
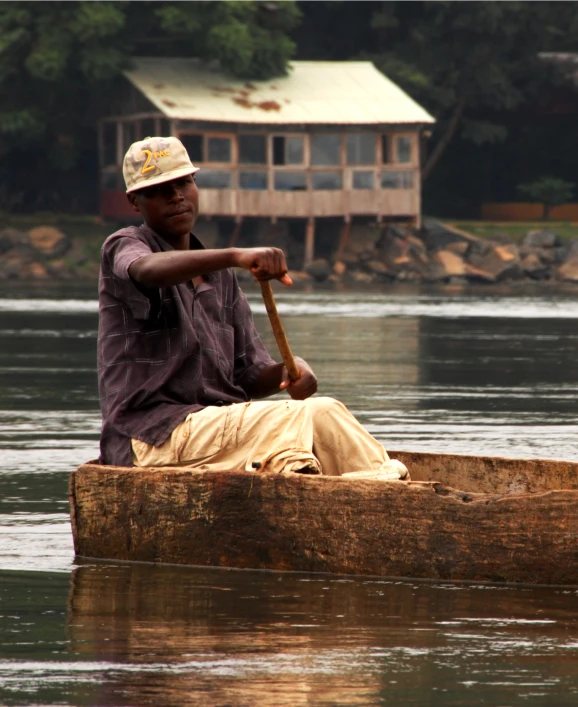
0,1,300,211
518,177,575,219
296,2,578,182
368,2,578,181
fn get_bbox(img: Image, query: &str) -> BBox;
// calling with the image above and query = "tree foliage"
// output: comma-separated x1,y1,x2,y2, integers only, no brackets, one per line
297,1,578,181
0,1,300,209
3,1,578,214
518,177,575,219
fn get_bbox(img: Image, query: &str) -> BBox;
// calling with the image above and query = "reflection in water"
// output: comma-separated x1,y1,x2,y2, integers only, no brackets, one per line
62,563,578,707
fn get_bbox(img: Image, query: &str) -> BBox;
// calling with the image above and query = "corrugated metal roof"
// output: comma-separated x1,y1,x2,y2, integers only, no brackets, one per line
124,57,435,126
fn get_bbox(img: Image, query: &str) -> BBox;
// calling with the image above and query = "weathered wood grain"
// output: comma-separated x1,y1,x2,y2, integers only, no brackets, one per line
69,451,578,585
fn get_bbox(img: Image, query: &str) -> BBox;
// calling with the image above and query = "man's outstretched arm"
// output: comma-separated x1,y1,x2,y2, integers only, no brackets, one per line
129,247,293,288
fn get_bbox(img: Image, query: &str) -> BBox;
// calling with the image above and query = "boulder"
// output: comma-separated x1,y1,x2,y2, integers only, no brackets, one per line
434,250,467,277
339,251,361,266
463,264,496,284
346,223,382,255
418,220,480,252
365,259,390,275
0,247,45,279
557,256,578,282
522,230,561,249
0,228,30,254
521,253,550,280
304,258,331,282
466,241,523,281
48,259,76,279
446,241,469,256
377,228,410,270
424,261,452,282
28,226,70,258
407,234,429,263
567,239,578,257
350,270,374,284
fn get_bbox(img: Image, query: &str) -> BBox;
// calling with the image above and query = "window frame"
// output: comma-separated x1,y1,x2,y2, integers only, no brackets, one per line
271,133,306,167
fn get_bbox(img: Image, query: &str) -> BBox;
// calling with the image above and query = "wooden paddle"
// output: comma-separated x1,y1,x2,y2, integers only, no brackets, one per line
259,280,300,382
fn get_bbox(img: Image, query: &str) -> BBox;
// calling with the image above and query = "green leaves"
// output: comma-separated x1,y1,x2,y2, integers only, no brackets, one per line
518,177,576,216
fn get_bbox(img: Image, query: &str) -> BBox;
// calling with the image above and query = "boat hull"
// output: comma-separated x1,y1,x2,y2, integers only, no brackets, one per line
69,450,578,585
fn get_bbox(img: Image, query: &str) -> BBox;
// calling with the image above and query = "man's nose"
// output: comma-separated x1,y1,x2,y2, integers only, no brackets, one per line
166,183,184,200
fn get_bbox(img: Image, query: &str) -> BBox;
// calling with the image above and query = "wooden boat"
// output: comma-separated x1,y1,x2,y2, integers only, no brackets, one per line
69,450,578,586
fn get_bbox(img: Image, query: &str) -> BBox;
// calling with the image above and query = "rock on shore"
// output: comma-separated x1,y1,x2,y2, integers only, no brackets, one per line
3,218,578,285
0,225,99,280
298,220,578,285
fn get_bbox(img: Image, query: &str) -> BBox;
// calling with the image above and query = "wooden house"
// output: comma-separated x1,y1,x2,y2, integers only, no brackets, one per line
99,58,434,263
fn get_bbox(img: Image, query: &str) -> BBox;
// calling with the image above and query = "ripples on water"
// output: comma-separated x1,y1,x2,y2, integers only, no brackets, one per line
2,284,578,706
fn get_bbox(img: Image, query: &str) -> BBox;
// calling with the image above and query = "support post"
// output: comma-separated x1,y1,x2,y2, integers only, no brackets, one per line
304,218,315,268
228,218,243,248
335,218,352,261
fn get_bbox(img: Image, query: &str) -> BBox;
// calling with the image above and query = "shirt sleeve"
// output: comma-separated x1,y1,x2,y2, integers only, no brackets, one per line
101,233,159,321
231,273,276,391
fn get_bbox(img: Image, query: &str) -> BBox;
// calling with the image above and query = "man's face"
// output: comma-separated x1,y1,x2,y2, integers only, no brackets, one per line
128,174,199,242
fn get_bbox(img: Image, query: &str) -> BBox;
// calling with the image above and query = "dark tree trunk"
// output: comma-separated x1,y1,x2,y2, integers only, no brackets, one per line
422,99,466,182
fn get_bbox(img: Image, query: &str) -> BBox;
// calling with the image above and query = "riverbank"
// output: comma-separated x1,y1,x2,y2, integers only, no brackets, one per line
3,212,578,287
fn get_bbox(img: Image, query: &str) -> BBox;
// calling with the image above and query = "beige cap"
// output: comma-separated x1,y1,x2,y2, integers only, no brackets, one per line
123,136,199,193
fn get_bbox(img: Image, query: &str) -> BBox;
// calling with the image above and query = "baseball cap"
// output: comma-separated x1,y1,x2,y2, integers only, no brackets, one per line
123,136,200,193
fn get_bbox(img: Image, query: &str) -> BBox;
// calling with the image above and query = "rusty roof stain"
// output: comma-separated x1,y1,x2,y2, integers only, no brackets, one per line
124,58,435,125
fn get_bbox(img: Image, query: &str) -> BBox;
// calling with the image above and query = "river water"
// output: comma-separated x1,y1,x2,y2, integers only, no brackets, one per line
2,281,578,706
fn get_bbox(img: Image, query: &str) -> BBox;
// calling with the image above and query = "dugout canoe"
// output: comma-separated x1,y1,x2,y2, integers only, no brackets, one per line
69,450,578,586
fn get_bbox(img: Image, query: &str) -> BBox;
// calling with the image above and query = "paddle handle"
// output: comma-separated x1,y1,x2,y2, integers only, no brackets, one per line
259,281,300,382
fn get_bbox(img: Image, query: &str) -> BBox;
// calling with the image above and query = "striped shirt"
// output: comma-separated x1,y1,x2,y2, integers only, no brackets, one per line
97,223,275,466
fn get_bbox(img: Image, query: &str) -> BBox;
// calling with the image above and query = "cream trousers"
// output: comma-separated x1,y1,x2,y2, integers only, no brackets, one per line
132,396,404,478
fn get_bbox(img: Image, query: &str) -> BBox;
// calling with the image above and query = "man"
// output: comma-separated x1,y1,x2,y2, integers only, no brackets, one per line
98,136,408,479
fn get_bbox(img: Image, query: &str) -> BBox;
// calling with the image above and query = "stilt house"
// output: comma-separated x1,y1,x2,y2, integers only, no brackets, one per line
99,58,434,264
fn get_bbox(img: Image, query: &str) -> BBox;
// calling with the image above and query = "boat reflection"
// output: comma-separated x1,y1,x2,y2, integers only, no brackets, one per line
66,562,578,707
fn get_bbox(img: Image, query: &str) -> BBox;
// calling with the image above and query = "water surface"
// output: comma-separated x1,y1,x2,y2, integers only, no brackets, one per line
2,282,578,706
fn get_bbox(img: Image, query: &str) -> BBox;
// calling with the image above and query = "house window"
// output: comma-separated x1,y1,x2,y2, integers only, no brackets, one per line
346,134,376,165
239,134,267,164
272,136,304,165
160,118,171,135
381,135,391,164
102,123,117,166
240,171,268,190
312,171,342,190
180,134,203,163
311,134,340,165
381,171,414,189
352,171,374,190
207,136,231,163
195,169,232,189
274,172,307,191
396,136,413,164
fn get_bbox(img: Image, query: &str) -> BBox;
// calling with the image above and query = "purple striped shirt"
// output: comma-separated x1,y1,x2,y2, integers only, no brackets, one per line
97,224,275,466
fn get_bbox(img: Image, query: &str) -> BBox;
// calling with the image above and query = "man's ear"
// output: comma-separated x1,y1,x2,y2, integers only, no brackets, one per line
127,193,141,214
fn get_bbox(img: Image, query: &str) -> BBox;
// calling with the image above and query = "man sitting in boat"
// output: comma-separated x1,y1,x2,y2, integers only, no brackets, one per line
97,136,408,480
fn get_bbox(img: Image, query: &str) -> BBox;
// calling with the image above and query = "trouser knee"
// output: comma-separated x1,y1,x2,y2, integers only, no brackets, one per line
305,396,346,416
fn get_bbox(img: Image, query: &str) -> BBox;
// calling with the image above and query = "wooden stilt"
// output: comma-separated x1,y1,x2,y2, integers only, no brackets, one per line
228,218,243,248
335,218,352,261
304,217,315,268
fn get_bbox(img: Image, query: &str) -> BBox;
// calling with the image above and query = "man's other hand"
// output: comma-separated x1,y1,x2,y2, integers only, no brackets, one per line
280,357,318,400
